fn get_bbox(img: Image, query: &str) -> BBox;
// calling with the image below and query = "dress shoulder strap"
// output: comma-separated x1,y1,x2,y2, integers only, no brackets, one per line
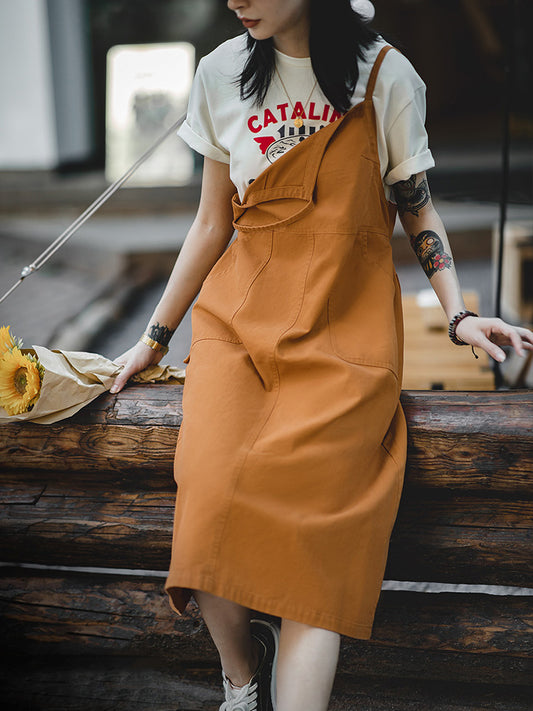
365,45,395,102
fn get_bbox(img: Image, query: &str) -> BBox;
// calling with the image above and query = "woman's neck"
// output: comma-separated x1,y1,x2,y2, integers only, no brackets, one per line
273,23,310,58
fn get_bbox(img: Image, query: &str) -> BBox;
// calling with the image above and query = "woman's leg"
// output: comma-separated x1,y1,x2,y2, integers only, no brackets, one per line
276,619,340,711
194,589,259,687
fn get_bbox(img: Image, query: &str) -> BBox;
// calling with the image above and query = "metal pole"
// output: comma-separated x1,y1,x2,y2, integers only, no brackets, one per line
0,112,186,306
493,0,516,389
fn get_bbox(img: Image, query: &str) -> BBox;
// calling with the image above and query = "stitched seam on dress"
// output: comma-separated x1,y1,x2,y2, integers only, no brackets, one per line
359,226,392,236
241,186,307,205
326,310,399,378
207,414,270,583
269,233,316,393
234,199,314,232
382,408,407,505
275,228,377,236
191,336,242,347
333,354,400,381
360,147,380,167
210,234,316,582
208,232,276,581
363,231,396,280
381,441,405,505
230,233,274,329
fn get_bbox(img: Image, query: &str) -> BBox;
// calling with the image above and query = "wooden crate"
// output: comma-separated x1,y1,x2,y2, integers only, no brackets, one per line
402,290,495,390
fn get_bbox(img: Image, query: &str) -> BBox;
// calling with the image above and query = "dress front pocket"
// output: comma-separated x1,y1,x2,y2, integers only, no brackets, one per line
327,231,400,374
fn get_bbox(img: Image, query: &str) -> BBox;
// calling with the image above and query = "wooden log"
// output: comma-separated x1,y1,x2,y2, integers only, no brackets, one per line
0,384,182,475
385,494,533,586
0,569,214,662
0,483,175,570
1,568,532,686
401,390,533,494
0,471,532,585
0,421,178,476
0,387,531,492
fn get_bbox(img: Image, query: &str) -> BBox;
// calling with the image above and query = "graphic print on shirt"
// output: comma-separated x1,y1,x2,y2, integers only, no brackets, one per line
247,100,343,169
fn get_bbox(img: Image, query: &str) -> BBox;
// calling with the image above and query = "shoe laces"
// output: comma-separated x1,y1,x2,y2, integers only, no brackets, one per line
220,674,259,711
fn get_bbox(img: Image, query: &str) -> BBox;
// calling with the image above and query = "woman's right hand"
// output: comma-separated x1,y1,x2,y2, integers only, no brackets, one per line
110,341,164,394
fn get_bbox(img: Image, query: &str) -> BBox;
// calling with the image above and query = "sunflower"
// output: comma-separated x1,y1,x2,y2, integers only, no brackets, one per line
0,347,44,415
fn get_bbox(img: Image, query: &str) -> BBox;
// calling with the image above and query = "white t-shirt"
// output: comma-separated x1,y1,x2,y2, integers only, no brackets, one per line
178,34,434,201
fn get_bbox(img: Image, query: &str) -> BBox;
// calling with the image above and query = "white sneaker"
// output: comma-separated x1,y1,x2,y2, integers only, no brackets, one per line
220,673,260,711
219,619,280,711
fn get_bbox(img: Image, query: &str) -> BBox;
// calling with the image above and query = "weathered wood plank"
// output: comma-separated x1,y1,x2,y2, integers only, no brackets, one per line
1,383,528,437
385,493,533,586
1,569,532,668
2,468,531,529
0,466,173,497
371,589,533,656
1,473,531,584
0,388,531,494
385,526,532,587
0,489,174,570
0,422,178,474
0,569,217,671
338,642,533,688
69,382,184,426
400,390,533,494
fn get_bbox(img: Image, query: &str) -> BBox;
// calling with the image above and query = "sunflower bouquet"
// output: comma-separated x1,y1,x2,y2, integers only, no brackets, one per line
0,325,185,425
0,326,45,415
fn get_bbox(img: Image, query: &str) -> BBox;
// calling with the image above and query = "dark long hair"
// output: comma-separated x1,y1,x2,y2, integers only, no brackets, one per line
239,0,379,113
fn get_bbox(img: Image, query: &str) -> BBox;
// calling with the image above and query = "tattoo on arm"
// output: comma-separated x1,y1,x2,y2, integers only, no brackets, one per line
393,174,430,217
147,322,175,346
409,230,453,279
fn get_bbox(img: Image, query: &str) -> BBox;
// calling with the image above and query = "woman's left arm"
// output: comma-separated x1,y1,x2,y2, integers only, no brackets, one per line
392,171,533,363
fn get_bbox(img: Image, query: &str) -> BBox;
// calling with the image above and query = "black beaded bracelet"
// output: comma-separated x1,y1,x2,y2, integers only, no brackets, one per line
448,310,479,358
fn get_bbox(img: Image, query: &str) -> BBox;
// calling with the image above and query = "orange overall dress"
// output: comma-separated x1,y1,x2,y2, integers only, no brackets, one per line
165,46,407,640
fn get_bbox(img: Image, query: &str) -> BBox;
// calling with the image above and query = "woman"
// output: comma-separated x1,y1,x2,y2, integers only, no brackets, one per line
110,1,533,709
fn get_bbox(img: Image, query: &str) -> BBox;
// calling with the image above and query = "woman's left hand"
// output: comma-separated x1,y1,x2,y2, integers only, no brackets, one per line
455,316,533,363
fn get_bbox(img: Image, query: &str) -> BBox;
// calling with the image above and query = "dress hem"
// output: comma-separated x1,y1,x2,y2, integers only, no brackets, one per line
165,573,374,641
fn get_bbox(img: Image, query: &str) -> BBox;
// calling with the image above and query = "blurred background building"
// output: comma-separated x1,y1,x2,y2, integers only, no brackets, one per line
0,0,532,389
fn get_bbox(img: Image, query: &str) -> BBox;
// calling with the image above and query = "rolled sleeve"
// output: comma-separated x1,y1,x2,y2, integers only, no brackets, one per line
177,57,231,164
178,120,230,163
385,149,434,185
384,84,435,189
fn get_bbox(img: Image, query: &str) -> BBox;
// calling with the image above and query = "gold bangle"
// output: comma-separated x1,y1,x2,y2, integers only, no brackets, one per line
139,333,169,355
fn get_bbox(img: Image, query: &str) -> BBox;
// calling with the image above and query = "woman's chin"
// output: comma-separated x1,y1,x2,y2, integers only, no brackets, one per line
246,26,271,41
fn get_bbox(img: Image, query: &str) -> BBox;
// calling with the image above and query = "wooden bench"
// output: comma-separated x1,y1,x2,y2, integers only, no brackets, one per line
0,384,532,710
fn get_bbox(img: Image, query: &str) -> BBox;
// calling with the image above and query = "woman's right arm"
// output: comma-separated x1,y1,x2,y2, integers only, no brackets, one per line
110,157,236,393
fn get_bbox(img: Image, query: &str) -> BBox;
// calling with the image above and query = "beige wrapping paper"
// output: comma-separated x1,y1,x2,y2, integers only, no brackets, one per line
0,346,185,425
